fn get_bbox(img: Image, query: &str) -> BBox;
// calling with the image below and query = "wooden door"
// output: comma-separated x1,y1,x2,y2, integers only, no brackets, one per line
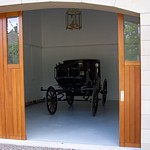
118,14,141,147
0,12,26,140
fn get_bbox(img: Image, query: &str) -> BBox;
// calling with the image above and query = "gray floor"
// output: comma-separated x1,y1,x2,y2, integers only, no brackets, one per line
26,100,119,146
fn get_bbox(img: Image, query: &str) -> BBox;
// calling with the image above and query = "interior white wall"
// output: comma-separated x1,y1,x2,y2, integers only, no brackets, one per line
23,10,43,102
23,9,119,102
41,9,119,100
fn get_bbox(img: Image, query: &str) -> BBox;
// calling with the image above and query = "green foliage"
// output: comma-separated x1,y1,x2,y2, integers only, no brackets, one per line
124,21,140,61
8,43,19,64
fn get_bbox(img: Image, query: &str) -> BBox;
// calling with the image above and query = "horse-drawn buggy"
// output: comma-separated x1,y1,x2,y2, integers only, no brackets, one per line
41,59,107,116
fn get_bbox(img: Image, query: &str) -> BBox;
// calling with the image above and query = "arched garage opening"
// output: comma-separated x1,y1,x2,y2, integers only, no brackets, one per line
23,8,118,146
0,2,141,148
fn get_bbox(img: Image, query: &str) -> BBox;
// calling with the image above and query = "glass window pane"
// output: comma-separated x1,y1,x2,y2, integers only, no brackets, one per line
7,17,19,64
124,21,140,61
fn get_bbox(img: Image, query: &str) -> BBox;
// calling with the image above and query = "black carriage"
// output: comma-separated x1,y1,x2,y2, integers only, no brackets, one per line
41,59,107,116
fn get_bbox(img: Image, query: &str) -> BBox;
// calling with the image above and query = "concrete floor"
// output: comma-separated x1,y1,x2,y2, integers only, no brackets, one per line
26,100,119,146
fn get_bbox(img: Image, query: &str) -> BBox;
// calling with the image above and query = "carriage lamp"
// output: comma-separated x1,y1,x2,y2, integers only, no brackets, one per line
66,8,82,30
78,62,83,66
95,63,99,67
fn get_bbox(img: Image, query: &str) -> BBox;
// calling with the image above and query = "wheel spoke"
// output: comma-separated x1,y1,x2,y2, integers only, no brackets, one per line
49,91,53,97
102,79,107,106
50,104,55,112
50,91,54,97
92,91,98,116
46,86,57,115
47,94,51,99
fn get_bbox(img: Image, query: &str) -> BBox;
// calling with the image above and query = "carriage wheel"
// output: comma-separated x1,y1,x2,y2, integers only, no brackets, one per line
102,79,107,106
66,94,74,106
46,86,57,115
91,89,99,116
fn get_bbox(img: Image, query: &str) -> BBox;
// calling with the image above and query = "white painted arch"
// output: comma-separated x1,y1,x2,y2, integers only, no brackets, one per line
1,0,149,14
0,0,142,16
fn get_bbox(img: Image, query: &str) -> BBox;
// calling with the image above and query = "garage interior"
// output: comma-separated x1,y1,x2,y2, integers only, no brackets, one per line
23,8,119,146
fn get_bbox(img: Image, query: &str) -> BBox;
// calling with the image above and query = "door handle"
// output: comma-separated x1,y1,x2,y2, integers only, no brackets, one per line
120,91,124,102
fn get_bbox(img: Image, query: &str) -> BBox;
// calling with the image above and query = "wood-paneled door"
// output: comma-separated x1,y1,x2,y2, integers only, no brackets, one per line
0,11,26,140
118,14,141,147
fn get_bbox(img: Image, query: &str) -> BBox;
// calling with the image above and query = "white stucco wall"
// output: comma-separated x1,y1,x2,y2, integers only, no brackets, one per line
1,0,150,149
141,13,150,150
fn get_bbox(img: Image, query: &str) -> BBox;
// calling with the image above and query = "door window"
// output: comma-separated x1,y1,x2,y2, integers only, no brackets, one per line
124,20,140,61
7,17,19,64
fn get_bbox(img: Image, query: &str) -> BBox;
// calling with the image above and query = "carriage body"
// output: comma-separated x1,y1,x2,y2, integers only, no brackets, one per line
55,59,101,96
41,59,107,116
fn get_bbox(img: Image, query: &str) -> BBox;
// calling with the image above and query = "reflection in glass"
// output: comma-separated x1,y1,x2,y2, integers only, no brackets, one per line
7,17,19,64
124,21,140,61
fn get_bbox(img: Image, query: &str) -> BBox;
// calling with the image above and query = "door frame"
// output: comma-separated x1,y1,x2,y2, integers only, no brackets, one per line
0,13,6,139
118,14,125,146
0,10,141,147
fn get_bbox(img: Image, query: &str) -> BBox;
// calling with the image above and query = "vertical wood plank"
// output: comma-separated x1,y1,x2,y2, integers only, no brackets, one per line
0,13,3,138
16,70,21,137
6,69,13,138
3,13,9,138
129,66,135,143
0,13,6,138
135,66,141,145
12,69,17,137
19,12,26,139
118,13,125,147
125,66,130,143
